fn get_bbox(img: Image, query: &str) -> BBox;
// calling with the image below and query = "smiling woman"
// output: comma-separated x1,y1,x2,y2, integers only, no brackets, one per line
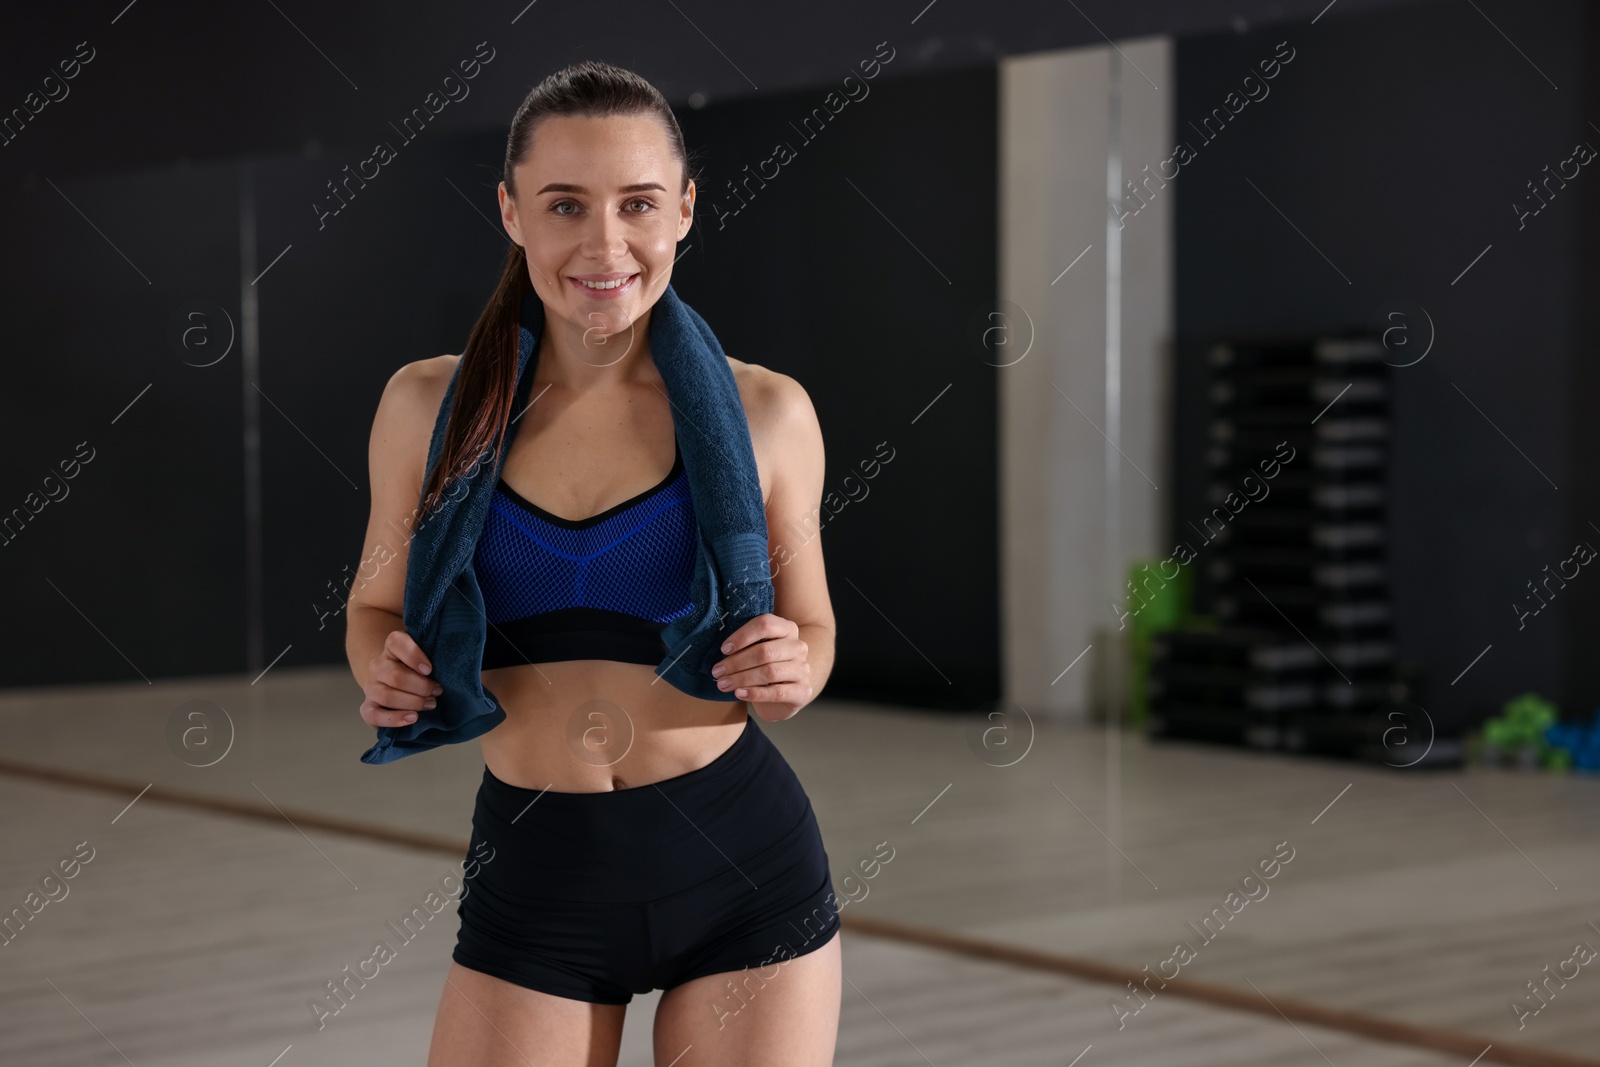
527,175,668,307
342,59,842,1067
498,121,689,354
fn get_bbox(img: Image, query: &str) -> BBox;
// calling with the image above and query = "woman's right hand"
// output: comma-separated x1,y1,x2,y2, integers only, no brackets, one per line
359,629,444,728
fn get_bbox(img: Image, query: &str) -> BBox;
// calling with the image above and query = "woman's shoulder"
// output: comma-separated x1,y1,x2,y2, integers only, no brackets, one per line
726,356,819,445
384,354,457,411
371,354,457,445
393,352,459,390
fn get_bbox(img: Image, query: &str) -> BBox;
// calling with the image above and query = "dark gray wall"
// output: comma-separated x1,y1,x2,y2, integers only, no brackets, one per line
1570,3,1600,727
7,0,1588,723
675,66,1001,708
0,162,245,683
1172,0,1597,723
0,64,1001,711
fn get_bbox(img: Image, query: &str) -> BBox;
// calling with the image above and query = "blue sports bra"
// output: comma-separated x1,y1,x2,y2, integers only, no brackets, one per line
473,442,698,669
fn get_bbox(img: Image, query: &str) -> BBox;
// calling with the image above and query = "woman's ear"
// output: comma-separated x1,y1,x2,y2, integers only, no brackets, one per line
678,179,696,240
499,182,525,247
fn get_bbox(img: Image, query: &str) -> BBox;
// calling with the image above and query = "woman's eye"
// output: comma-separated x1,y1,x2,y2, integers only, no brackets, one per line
551,198,653,216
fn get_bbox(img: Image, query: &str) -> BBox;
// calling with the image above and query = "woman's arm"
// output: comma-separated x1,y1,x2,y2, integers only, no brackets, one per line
345,356,455,724
712,370,836,720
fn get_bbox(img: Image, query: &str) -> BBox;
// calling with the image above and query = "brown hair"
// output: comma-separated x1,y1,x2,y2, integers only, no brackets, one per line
417,60,696,519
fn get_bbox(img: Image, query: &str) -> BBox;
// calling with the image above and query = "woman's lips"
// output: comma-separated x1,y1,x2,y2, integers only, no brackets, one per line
567,273,639,300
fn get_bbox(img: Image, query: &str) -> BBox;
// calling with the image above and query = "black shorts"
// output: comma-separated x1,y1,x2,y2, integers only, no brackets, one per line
452,712,841,1005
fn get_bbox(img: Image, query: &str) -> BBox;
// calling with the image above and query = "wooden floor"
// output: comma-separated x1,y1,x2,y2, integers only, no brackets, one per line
1,665,1597,1065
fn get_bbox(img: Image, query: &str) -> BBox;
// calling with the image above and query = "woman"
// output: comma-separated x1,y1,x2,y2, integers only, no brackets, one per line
344,61,842,1067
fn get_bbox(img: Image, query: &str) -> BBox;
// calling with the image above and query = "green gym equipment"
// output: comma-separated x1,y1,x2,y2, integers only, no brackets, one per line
1125,558,1193,729
1477,692,1564,770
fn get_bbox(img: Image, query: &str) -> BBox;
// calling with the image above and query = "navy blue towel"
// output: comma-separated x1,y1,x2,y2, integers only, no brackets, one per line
360,284,774,765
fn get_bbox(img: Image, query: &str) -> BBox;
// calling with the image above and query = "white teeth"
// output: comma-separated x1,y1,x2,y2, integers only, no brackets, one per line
578,276,631,290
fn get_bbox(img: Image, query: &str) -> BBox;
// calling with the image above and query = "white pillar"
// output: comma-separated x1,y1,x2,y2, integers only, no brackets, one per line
999,37,1173,721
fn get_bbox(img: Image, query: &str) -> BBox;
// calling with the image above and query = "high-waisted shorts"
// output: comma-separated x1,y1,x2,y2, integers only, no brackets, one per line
452,713,841,1004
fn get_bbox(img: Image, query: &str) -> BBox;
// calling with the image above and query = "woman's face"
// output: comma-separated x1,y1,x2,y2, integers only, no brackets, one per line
500,113,693,344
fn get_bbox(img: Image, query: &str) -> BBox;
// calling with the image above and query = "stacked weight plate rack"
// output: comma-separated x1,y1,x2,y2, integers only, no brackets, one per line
1147,334,1454,765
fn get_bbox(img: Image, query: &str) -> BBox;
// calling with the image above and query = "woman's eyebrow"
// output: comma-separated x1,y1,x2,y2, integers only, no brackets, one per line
535,181,668,195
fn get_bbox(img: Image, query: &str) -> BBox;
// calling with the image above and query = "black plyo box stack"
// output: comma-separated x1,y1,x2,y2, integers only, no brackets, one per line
1146,627,1321,749
1148,335,1422,758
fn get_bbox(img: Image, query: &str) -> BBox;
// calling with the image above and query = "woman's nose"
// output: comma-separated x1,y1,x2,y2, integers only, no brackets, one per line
582,208,628,259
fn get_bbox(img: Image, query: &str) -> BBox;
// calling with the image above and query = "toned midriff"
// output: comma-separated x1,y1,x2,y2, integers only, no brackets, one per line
479,658,748,793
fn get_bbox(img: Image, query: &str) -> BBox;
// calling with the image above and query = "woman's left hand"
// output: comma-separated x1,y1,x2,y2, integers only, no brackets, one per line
711,613,813,721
